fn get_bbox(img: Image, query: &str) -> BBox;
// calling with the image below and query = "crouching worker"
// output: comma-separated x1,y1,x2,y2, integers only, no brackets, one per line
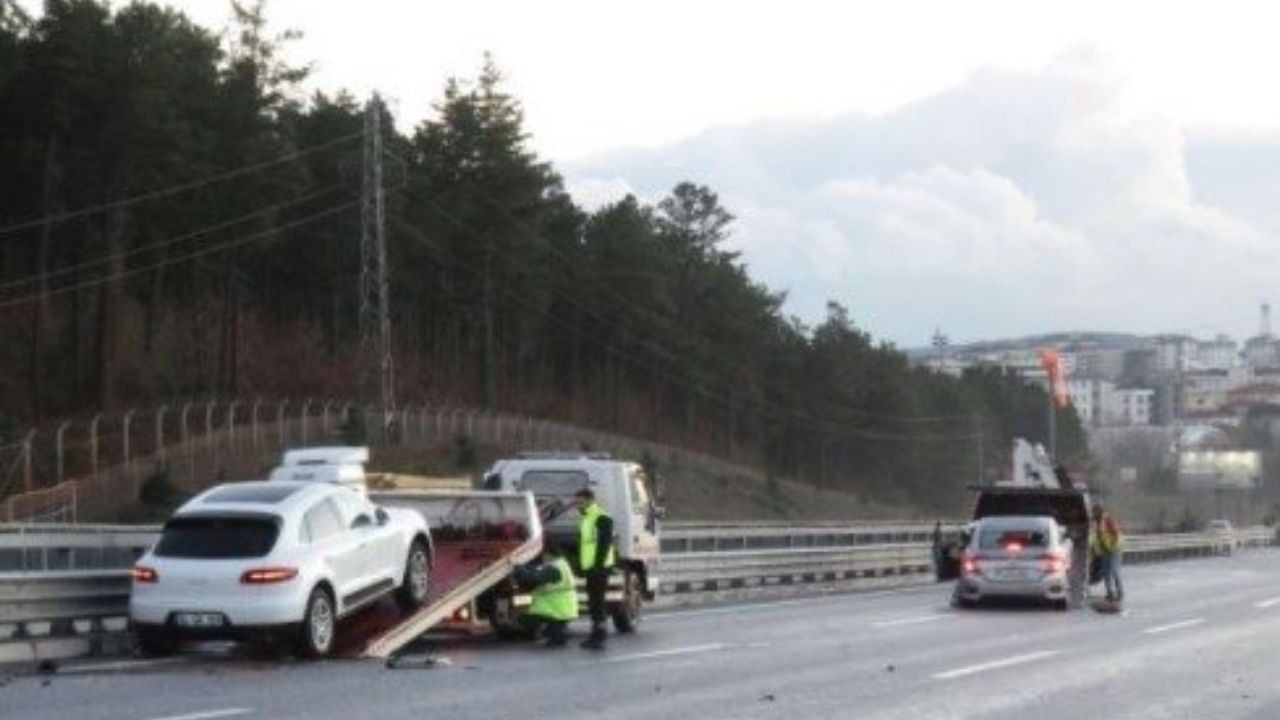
515,540,579,646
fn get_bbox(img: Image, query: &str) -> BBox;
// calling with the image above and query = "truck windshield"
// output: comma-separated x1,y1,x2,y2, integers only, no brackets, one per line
519,470,589,497
154,515,280,559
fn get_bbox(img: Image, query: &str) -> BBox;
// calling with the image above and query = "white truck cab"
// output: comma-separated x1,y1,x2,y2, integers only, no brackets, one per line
482,452,663,632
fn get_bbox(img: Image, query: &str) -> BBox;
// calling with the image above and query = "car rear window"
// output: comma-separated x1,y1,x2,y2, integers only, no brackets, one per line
154,516,280,559
978,527,1049,550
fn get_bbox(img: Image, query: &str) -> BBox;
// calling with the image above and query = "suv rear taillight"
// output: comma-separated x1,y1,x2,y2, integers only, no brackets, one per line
961,552,982,576
240,567,298,584
131,565,158,583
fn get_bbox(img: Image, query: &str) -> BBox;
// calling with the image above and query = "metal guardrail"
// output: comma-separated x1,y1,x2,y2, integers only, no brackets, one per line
0,523,1274,653
662,522,947,553
0,524,159,572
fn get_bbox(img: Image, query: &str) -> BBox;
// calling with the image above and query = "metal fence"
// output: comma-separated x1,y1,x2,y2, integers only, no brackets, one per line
2,401,762,523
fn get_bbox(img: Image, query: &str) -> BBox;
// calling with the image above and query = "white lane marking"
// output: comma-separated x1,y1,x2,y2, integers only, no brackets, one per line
605,643,726,663
59,657,187,674
933,650,1058,680
139,709,252,720
1255,596,1280,609
1143,618,1206,635
872,614,946,628
651,586,937,621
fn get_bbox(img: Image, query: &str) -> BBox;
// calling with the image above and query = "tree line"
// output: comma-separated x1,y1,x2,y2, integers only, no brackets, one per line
0,0,1086,510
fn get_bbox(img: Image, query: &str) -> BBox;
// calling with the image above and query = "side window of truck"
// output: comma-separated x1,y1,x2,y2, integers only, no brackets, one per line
630,468,651,515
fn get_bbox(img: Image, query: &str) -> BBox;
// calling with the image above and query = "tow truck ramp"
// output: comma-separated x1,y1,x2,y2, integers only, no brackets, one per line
359,490,543,659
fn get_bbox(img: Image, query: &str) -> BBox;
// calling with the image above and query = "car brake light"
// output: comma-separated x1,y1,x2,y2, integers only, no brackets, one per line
1005,541,1023,553
1041,552,1068,574
962,552,982,576
131,565,158,583
240,567,298,584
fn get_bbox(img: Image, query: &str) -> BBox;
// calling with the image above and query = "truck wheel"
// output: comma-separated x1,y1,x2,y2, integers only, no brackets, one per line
611,570,642,634
135,626,177,657
296,586,336,658
395,538,431,613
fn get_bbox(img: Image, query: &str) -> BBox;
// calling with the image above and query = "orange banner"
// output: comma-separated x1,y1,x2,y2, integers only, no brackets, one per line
1039,348,1070,408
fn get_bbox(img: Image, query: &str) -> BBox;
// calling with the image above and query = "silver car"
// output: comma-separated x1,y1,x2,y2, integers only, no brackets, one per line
952,515,1072,610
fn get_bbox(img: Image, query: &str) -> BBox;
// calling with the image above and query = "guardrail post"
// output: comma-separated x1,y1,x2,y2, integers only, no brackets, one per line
55,421,70,484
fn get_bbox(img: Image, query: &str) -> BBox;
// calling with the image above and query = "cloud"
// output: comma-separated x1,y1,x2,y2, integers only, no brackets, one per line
566,48,1280,346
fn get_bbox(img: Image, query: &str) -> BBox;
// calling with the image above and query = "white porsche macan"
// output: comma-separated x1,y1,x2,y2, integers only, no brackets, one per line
129,479,431,657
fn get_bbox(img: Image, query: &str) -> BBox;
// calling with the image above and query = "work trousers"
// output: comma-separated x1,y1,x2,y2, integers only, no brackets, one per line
585,568,612,634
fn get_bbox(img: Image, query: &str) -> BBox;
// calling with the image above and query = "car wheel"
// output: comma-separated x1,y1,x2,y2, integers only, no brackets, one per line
395,538,431,613
610,570,641,634
135,626,178,657
1052,599,1069,611
296,586,336,658
951,592,975,609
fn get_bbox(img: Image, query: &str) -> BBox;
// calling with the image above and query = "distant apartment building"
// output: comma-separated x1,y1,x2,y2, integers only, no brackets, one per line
1243,335,1280,370
1152,335,1196,375
1116,388,1154,425
1067,348,1126,381
1194,335,1239,371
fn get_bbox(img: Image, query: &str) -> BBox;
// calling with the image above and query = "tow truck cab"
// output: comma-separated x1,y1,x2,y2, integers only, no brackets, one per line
479,453,664,633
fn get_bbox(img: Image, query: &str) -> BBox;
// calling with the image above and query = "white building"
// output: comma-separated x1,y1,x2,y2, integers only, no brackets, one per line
1193,335,1239,371
1115,388,1154,426
1153,335,1196,375
1243,335,1280,370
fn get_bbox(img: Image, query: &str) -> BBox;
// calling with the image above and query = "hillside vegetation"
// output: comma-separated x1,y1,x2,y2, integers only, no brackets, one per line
0,0,1086,513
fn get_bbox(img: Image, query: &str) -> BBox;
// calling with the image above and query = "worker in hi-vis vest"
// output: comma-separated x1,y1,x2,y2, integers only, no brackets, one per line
574,487,616,650
517,539,578,646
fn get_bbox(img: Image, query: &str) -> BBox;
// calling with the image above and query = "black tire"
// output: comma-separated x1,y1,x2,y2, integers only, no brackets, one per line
1052,599,1069,611
395,538,431,613
611,570,642,634
951,593,975,610
296,586,337,658
135,626,177,657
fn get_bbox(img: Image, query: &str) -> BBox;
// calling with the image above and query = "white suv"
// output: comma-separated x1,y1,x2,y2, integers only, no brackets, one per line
129,481,431,657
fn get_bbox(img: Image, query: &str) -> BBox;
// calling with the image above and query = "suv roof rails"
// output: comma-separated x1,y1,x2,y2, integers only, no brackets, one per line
515,451,614,460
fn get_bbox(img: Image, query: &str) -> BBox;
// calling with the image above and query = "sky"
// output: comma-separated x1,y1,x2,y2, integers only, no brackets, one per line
40,0,1280,347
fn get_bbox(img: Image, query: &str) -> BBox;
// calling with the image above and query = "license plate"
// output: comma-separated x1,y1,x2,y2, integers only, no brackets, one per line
174,612,227,628
995,568,1030,581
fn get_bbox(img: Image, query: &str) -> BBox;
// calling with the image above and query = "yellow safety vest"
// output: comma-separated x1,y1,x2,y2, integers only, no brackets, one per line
529,556,578,622
579,502,617,571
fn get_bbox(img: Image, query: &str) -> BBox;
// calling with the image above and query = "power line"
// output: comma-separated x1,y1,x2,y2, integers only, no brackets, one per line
0,185,344,296
0,131,362,240
0,200,359,311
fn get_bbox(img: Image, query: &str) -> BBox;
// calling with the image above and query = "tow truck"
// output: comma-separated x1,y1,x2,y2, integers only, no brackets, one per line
941,439,1093,607
264,447,661,658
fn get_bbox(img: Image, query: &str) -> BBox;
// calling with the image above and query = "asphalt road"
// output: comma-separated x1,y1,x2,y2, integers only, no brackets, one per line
6,549,1280,720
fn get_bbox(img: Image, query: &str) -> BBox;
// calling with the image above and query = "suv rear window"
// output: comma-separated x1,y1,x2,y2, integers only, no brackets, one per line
154,516,280,559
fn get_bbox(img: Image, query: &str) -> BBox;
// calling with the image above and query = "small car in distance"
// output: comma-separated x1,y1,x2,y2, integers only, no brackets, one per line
129,480,431,657
952,515,1072,610
1205,519,1237,554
